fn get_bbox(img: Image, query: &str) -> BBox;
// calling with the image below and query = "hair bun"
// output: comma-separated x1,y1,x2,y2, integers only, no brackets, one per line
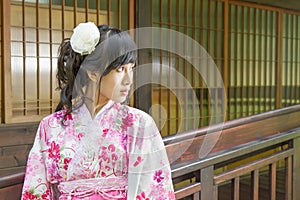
98,24,110,33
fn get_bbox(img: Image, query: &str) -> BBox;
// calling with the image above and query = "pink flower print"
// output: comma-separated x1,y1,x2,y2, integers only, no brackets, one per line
121,113,134,132
102,128,109,137
108,144,116,152
41,190,50,199
133,156,143,167
64,113,73,121
23,191,38,200
47,141,60,162
101,171,106,177
102,154,110,163
153,170,164,183
63,157,72,170
136,191,149,200
53,111,64,120
150,183,166,198
111,153,118,161
48,162,63,181
100,148,110,163
53,110,72,124
77,132,84,140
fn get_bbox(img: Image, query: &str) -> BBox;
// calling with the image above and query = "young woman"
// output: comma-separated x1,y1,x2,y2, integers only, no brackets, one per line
21,22,175,200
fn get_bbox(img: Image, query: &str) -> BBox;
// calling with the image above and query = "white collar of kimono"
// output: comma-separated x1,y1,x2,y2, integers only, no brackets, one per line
78,100,115,121
93,100,115,119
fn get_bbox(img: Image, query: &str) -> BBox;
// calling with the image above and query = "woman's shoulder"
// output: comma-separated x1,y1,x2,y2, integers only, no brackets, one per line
39,109,72,127
121,104,154,123
41,109,66,120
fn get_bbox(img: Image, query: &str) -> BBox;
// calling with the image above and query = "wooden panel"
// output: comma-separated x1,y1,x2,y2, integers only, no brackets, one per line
0,145,32,169
0,123,38,146
0,183,23,200
0,122,38,176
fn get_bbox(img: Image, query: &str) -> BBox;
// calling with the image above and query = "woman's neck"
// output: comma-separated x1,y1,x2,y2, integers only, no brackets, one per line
84,81,109,118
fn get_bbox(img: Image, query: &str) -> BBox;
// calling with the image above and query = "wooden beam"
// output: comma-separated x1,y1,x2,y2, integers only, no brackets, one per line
239,0,300,12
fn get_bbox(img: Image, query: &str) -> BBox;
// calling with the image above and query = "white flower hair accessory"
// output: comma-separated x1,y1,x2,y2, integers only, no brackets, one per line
70,22,100,55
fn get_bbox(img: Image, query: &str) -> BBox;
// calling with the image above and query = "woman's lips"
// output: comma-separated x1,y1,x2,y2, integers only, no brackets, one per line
120,90,129,96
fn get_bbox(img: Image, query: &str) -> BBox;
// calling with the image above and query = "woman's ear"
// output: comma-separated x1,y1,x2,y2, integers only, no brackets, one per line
87,70,100,82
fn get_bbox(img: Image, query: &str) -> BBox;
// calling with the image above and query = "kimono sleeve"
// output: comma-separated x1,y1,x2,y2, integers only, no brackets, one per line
127,113,175,200
21,120,51,199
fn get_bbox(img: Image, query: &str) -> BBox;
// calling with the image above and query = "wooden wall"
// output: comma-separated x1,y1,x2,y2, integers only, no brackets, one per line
0,122,38,177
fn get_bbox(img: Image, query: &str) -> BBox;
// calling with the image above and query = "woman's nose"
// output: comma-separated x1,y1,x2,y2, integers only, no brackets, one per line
122,70,133,85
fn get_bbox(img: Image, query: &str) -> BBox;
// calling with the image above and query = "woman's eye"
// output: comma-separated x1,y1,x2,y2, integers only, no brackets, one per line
130,66,136,71
116,65,135,72
116,67,124,72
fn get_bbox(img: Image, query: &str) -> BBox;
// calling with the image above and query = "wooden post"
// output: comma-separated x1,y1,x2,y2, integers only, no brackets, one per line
134,0,153,114
223,0,229,121
1,0,12,123
201,166,215,200
128,0,135,30
293,137,300,200
275,10,282,109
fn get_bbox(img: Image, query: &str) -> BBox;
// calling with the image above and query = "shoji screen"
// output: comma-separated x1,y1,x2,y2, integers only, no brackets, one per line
9,0,131,123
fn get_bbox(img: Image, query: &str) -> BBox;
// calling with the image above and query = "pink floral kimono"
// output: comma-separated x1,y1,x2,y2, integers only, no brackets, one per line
21,101,175,200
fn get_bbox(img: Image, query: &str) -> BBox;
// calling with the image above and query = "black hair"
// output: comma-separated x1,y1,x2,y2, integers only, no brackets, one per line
55,24,137,123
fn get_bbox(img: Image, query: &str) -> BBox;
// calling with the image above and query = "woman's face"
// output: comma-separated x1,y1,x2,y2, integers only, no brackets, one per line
99,63,135,104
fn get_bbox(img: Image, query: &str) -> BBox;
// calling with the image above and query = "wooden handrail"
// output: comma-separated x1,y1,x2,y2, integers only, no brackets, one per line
171,127,300,178
163,104,300,144
0,172,24,189
164,104,300,165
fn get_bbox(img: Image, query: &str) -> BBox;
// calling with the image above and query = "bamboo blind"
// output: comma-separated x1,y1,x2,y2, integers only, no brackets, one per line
7,0,131,123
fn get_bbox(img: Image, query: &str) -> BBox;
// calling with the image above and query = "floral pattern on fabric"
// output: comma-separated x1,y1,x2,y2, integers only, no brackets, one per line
21,101,175,200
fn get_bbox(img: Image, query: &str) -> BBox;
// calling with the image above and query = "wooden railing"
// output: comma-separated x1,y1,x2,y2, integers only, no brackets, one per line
165,104,300,199
1,105,300,199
